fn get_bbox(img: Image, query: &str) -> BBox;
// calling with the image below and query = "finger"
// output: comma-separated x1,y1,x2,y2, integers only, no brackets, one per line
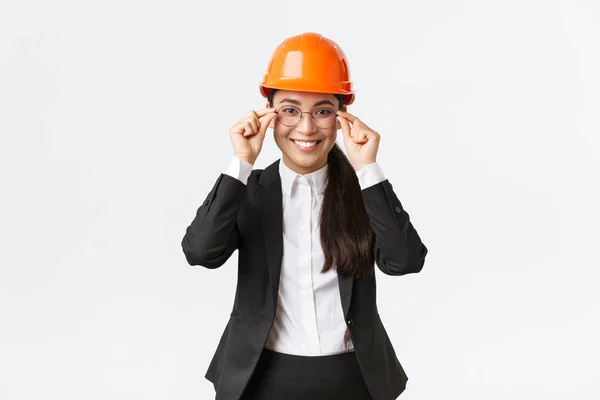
243,121,257,137
255,107,277,118
248,116,259,133
231,120,248,136
258,112,277,137
361,128,378,140
336,110,359,124
337,116,352,139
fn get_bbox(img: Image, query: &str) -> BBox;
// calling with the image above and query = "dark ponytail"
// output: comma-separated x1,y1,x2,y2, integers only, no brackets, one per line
268,90,375,279
321,143,375,278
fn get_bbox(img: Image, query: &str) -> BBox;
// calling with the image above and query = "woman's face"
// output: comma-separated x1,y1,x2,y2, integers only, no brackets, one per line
270,90,340,175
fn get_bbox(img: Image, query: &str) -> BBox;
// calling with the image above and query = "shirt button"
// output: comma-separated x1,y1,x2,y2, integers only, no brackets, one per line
395,206,401,213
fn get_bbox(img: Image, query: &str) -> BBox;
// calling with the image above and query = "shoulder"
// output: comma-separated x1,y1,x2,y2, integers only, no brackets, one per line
246,167,264,188
246,159,280,188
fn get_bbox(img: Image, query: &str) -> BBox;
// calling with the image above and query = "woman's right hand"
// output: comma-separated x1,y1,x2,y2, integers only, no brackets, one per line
229,107,277,165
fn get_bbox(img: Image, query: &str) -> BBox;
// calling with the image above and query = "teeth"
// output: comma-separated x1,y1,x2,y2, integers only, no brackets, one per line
294,140,317,148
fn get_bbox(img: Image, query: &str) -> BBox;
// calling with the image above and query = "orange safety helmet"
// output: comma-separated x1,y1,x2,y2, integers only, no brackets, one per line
259,32,355,105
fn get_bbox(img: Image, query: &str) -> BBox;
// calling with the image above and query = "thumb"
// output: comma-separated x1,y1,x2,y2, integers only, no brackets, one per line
258,112,277,137
337,116,351,140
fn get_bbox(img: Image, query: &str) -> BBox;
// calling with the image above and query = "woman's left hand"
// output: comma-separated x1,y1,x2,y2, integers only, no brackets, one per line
337,111,381,171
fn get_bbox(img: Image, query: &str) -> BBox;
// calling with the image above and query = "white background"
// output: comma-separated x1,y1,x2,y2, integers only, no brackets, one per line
1,0,599,398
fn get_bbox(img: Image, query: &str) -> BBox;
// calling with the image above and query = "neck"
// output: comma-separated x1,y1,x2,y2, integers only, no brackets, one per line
282,154,327,175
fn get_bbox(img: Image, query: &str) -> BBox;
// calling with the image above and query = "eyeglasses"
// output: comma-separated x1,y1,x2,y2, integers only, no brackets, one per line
275,105,338,129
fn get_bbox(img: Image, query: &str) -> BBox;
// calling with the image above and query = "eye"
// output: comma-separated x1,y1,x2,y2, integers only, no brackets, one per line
315,108,334,116
281,107,299,115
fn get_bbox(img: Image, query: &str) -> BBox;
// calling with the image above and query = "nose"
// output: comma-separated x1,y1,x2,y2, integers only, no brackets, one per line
296,113,318,135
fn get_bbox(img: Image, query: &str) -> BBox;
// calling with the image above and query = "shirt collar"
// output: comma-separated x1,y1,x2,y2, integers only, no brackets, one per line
279,159,329,197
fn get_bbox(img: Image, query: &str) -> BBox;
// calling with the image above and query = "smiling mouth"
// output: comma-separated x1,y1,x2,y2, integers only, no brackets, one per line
291,139,322,148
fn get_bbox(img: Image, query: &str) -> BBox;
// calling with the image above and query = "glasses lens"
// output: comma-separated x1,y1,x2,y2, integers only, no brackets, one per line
276,106,337,128
313,108,337,128
277,106,302,127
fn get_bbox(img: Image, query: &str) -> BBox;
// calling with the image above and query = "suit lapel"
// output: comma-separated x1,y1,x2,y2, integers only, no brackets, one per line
256,159,284,311
255,158,354,319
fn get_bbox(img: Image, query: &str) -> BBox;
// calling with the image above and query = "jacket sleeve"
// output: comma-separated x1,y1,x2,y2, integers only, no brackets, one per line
361,179,428,276
181,173,246,269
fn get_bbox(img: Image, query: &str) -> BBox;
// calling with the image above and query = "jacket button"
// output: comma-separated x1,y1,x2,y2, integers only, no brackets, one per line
347,319,354,328
203,199,209,206
395,206,401,213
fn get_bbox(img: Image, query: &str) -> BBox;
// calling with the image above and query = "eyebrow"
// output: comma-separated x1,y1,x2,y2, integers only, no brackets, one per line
278,98,336,107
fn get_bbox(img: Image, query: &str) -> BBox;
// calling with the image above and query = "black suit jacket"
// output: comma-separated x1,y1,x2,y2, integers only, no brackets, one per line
181,159,428,400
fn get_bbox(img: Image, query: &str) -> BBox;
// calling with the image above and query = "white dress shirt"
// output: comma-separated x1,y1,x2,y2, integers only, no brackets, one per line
224,156,386,356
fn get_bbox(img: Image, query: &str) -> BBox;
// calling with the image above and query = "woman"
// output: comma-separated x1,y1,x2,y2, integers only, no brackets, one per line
181,32,428,400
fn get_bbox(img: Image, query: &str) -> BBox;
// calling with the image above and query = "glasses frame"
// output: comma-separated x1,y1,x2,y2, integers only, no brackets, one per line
275,105,339,129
